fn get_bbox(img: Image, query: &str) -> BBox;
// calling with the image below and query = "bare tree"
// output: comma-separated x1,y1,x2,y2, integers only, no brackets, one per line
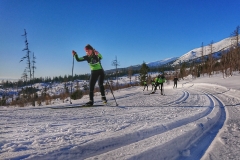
200,42,205,76
20,29,32,82
231,26,240,72
20,29,37,106
207,41,215,76
32,52,36,81
127,66,133,86
21,69,28,82
112,56,120,88
200,42,204,63
220,53,228,78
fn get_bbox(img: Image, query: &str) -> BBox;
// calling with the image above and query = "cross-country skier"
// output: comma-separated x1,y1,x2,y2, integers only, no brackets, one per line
152,74,166,95
72,44,107,106
173,76,179,88
143,80,148,91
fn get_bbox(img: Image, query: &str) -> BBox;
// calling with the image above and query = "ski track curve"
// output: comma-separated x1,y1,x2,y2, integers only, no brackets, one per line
83,89,225,160
188,83,240,160
23,87,226,160
176,91,226,160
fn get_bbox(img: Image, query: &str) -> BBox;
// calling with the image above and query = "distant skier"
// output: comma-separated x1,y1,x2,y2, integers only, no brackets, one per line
72,44,107,106
173,76,179,88
143,80,148,91
152,74,166,95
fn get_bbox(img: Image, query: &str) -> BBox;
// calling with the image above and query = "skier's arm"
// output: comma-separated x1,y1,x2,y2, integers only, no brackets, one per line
93,49,103,60
72,50,87,62
98,53,103,60
75,54,87,62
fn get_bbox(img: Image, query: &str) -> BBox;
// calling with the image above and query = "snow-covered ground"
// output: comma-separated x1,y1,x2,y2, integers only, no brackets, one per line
1,73,240,160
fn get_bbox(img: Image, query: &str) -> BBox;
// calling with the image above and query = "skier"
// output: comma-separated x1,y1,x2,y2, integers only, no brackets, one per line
72,44,107,106
152,74,166,95
143,80,148,91
173,76,179,88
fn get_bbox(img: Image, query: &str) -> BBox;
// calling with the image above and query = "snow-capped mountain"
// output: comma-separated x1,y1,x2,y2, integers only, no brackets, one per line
173,36,239,65
105,57,178,73
146,57,178,67
126,36,238,69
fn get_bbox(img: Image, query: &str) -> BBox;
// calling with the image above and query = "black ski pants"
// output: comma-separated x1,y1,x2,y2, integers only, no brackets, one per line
89,69,106,102
174,82,177,88
154,83,163,93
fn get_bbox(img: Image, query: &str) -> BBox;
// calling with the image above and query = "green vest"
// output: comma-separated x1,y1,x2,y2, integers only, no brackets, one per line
158,77,166,83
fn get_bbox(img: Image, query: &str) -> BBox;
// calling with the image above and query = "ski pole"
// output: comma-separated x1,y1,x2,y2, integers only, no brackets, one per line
70,55,74,104
107,79,118,106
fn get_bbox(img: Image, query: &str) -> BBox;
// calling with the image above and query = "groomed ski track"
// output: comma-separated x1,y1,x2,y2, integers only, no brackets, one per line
20,83,228,160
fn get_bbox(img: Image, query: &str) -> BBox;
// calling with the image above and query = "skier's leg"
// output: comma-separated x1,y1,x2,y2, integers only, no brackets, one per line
161,83,164,95
160,83,163,94
174,82,177,88
89,72,99,103
153,83,158,93
98,70,107,102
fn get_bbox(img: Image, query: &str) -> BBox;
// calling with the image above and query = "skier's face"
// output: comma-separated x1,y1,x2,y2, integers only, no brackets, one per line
85,49,93,56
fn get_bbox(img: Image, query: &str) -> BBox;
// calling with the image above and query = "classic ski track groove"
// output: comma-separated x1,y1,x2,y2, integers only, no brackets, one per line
83,89,226,160
176,89,226,160
34,88,224,159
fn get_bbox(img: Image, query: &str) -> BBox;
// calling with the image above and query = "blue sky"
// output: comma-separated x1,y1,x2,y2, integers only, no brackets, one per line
1,0,240,80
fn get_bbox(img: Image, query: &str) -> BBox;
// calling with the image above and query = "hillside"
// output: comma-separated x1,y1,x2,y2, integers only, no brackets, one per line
173,36,238,65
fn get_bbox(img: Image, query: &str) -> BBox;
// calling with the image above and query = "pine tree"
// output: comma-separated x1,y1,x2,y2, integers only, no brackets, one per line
139,62,149,85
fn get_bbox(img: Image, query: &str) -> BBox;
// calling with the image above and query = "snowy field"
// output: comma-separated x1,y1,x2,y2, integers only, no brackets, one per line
1,73,240,160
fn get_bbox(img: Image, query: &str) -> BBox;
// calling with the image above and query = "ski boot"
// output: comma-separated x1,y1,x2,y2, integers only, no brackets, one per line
102,96,107,105
85,100,93,106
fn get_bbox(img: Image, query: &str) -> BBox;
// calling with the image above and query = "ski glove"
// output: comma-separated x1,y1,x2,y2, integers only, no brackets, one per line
72,50,77,56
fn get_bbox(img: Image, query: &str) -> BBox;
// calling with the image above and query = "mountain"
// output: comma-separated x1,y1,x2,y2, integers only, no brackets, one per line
172,36,238,66
146,57,178,67
105,57,178,74
108,36,239,73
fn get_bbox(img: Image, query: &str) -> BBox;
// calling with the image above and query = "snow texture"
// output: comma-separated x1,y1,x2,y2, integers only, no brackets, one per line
1,73,240,160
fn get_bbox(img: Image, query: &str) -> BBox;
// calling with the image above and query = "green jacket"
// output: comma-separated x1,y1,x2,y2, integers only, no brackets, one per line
74,53,103,71
158,77,166,83
155,76,166,84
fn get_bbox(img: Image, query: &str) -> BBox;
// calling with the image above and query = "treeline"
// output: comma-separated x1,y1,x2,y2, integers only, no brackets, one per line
1,74,89,88
1,69,143,88
0,65,174,89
